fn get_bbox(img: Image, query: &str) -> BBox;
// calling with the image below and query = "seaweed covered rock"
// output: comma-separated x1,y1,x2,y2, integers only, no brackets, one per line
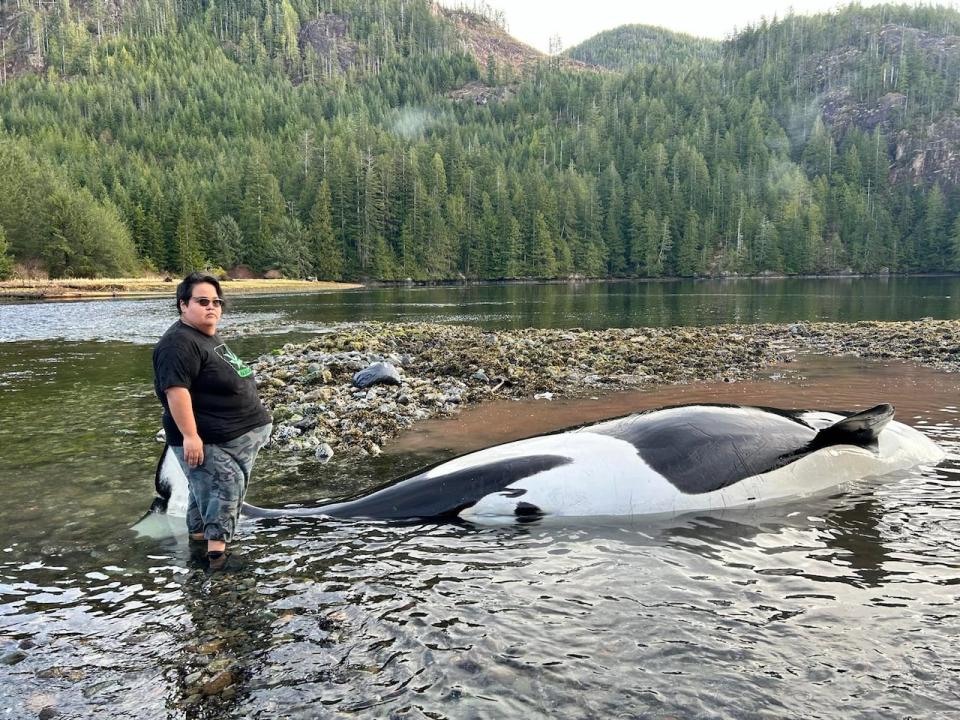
250,319,960,461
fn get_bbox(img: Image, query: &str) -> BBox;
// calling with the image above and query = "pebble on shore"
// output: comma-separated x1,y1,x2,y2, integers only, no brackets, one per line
249,320,960,460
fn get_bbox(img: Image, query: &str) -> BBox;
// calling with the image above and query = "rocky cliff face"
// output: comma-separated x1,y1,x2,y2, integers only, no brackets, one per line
438,6,595,78
298,14,358,73
890,116,960,185
811,24,960,185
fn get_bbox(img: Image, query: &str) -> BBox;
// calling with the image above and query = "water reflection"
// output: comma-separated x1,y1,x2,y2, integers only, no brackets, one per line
3,277,960,344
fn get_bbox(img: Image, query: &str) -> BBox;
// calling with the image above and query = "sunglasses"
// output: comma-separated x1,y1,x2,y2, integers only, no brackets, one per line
190,297,225,308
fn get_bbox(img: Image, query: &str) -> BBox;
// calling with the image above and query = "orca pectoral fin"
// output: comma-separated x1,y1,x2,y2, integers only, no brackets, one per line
810,403,895,451
131,502,183,538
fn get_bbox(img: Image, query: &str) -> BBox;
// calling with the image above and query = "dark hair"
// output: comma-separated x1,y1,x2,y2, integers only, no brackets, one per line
176,272,223,314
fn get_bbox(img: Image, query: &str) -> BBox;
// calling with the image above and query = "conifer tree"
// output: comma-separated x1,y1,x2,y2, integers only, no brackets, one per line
275,217,312,278
675,210,700,276
239,153,285,271
174,199,207,274
627,199,646,275
212,215,243,270
0,226,13,279
949,214,960,272
531,211,557,278
310,180,344,280
920,184,946,271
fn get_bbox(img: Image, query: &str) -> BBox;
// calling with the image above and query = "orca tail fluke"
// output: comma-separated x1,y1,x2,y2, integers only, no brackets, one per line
811,403,895,451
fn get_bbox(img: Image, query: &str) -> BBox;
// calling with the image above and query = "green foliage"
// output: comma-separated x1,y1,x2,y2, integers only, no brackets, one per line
0,226,13,279
309,180,344,280
730,4,960,125
0,139,138,277
44,188,140,277
565,25,721,70
950,214,960,272
274,217,313,279
174,199,209,274
212,215,243,269
1,1,959,280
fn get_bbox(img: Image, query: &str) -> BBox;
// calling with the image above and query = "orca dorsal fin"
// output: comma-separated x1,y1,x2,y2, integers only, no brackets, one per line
810,403,895,451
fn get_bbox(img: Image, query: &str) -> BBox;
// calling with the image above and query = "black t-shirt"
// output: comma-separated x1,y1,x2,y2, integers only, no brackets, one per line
153,320,272,446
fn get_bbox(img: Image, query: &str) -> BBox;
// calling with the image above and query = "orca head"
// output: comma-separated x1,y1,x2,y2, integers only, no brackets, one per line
321,453,574,520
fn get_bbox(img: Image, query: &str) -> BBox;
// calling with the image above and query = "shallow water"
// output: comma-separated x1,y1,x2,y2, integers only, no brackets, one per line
1,280,959,718
2,355,958,719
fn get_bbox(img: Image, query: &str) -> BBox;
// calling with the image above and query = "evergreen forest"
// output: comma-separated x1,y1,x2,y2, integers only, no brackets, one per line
2,0,960,280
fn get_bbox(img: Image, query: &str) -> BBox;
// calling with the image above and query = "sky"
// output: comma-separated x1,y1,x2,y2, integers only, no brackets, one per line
443,0,954,53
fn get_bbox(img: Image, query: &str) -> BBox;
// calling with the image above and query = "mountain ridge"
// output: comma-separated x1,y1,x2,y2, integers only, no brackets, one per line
1,1,960,280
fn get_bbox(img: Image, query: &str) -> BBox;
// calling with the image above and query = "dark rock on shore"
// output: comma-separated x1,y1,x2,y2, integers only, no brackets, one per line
352,361,402,388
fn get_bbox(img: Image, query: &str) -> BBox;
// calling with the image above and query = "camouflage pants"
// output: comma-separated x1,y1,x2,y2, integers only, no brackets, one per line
172,424,272,542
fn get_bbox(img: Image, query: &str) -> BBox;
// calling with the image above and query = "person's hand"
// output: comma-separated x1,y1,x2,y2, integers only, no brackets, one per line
183,434,204,468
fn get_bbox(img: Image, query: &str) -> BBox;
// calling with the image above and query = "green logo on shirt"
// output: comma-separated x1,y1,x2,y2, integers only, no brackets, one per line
215,344,253,378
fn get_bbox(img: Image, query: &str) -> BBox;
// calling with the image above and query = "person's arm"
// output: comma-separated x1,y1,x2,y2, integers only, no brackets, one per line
166,386,204,467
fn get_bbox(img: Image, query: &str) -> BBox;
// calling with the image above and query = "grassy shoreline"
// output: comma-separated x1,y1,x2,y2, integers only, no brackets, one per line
0,277,362,299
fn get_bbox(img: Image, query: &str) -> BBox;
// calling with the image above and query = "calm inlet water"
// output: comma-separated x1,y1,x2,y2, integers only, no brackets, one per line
1,278,959,719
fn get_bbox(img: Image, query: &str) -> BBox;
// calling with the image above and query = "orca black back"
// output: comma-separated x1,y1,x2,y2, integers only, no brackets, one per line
594,404,894,495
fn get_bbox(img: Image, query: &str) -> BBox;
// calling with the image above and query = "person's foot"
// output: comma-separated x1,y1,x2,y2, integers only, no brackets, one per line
206,551,243,572
187,533,206,563
207,539,226,554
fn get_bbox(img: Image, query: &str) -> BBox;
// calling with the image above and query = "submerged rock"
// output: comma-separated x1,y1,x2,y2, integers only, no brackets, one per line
184,670,203,686
197,640,225,655
315,443,335,463
1,650,26,665
201,670,235,695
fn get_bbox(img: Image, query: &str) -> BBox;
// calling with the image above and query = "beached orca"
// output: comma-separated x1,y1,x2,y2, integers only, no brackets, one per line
135,403,944,532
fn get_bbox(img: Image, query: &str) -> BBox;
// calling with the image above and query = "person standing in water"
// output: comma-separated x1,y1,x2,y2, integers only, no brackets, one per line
152,272,272,568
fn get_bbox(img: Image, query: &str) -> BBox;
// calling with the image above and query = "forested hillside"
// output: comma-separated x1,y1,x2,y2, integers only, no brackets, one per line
1,0,960,280
564,25,720,70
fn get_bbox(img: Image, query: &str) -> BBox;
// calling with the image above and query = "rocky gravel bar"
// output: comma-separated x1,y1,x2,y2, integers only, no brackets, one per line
250,320,960,459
